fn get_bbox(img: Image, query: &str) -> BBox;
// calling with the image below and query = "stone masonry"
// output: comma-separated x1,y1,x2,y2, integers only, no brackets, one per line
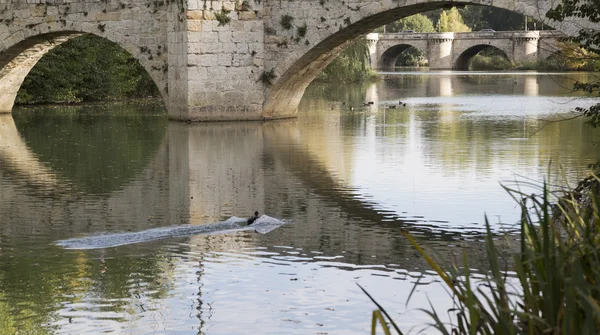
370,30,564,70
0,0,597,121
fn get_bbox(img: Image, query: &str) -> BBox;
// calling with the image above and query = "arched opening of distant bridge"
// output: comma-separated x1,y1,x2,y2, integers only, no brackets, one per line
378,43,428,70
454,45,512,70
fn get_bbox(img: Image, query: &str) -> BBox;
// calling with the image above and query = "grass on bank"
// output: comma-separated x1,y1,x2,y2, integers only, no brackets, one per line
367,176,600,334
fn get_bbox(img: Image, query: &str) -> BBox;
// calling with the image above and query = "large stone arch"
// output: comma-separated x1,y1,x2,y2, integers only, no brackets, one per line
378,43,429,70
453,44,512,70
0,1,173,114
262,0,592,118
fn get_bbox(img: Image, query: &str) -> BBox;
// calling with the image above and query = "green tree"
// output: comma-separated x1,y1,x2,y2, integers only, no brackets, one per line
547,0,600,127
385,13,436,33
459,5,525,31
438,7,472,32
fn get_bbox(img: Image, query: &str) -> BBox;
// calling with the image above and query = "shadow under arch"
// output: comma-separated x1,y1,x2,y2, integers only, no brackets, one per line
378,44,428,70
262,0,579,118
0,31,166,113
453,45,511,70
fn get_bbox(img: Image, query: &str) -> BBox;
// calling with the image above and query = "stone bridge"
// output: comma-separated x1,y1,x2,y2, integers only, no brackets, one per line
0,0,597,121
368,30,564,70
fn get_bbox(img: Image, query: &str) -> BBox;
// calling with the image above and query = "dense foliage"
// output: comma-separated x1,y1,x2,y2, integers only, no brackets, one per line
383,13,435,33
459,6,527,31
16,34,159,105
469,51,513,70
317,38,378,83
547,0,600,127
438,7,472,33
367,181,600,334
397,183,600,335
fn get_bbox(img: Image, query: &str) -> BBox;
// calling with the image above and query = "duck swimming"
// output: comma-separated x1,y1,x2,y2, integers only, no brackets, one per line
247,211,259,225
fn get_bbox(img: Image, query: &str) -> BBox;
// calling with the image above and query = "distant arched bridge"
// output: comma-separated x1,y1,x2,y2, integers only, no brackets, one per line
368,30,564,70
0,0,597,121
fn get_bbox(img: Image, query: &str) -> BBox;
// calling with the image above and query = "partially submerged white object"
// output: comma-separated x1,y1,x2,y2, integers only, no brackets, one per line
55,215,291,250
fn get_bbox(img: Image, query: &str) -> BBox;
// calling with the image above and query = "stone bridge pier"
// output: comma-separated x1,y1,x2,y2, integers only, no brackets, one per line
0,0,597,121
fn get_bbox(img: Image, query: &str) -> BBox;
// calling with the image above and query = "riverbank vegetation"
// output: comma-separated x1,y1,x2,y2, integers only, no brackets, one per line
519,44,600,71
317,38,379,83
16,35,159,105
367,176,600,335
469,54,514,70
405,180,600,334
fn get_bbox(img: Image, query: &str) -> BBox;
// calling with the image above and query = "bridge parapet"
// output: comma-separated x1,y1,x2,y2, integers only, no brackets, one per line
378,33,429,40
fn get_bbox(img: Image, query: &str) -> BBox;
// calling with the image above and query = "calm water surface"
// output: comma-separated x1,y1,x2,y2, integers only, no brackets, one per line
1,72,599,334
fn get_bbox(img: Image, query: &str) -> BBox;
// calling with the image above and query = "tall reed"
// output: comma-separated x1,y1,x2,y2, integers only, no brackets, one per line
367,177,600,334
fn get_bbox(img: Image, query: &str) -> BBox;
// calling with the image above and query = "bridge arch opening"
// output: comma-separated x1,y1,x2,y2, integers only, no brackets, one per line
379,44,428,70
454,45,512,70
263,1,570,117
0,32,164,113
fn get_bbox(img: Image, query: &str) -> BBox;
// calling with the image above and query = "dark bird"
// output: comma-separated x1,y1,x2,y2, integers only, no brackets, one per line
368,101,374,105
247,211,259,225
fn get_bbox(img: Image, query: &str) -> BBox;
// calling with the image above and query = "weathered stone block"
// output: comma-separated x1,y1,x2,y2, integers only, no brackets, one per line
188,31,218,43
186,10,203,20
222,1,235,12
203,11,216,20
239,11,256,21
188,20,202,32
189,42,222,54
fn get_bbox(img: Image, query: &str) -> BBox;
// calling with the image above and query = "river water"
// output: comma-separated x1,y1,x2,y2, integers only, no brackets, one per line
0,72,599,334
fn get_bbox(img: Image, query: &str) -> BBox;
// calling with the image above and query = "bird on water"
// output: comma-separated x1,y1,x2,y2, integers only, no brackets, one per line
247,211,259,225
